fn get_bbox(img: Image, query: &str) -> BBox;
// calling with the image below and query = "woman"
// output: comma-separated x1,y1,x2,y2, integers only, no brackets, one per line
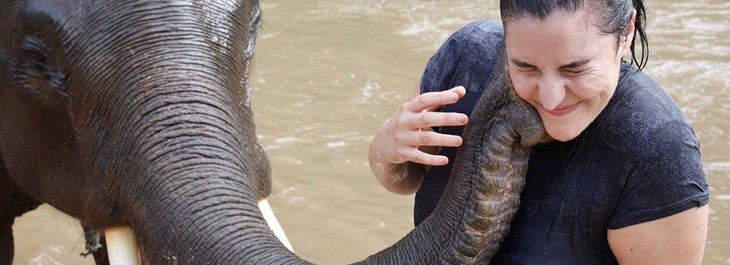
368,0,710,264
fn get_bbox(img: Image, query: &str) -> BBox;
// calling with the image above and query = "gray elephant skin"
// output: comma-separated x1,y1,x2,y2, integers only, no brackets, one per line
0,0,544,264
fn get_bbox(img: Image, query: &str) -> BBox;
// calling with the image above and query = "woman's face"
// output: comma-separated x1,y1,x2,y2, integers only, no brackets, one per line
504,8,634,142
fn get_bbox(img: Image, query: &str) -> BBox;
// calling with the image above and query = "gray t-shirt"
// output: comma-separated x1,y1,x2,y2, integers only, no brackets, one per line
415,20,709,264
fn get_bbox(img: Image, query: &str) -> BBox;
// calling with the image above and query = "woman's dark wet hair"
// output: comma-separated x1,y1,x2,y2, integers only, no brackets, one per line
500,0,649,71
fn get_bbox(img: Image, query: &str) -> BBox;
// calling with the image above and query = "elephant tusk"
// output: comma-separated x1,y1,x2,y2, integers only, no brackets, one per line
258,199,295,252
105,225,142,265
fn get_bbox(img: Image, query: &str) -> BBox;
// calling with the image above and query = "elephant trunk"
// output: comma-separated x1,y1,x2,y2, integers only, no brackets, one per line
116,84,301,263
129,171,301,264
87,59,309,263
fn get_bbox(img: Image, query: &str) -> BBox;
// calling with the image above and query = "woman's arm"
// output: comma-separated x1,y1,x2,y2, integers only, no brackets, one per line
368,85,467,195
608,205,709,265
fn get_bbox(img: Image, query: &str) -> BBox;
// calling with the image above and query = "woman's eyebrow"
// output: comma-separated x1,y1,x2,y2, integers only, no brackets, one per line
509,59,591,69
559,59,591,70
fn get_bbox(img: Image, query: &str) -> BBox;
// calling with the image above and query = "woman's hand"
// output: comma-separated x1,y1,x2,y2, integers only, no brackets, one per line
369,86,468,195
376,86,468,166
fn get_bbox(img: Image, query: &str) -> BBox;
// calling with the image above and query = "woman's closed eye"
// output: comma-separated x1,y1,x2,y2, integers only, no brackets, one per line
517,66,538,73
562,68,587,75
510,60,540,74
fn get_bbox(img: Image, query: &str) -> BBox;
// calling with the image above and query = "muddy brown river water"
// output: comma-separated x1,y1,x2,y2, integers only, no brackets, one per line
12,0,730,264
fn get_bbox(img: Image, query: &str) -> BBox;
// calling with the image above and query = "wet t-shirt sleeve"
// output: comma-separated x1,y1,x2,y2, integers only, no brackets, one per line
607,119,709,228
597,69,710,229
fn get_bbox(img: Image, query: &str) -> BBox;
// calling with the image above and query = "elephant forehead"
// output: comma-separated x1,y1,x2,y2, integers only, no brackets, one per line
5,1,227,41
21,0,248,20
59,1,259,60
15,0,257,56
22,0,81,25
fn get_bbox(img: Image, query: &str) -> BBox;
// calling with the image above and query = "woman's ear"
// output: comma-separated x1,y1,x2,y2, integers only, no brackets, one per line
620,9,637,58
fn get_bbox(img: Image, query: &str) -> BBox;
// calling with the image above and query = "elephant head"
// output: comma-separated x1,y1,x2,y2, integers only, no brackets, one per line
0,0,544,264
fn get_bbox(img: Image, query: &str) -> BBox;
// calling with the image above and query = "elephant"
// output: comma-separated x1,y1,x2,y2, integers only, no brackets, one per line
0,0,544,264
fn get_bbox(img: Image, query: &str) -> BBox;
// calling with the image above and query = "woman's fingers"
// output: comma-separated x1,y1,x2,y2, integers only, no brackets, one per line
399,147,450,167
398,130,463,147
405,86,466,112
393,130,463,166
381,86,468,166
407,112,468,129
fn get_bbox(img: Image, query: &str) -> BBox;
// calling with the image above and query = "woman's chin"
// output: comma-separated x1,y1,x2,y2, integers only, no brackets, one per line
545,125,582,142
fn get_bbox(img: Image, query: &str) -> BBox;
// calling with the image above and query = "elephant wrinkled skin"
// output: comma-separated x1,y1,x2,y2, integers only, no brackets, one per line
0,1,544,264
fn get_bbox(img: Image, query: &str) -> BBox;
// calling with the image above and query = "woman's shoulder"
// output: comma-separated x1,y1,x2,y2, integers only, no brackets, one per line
443,19,504,53
421,20,504,96
430,19,504,61
453,19,504,40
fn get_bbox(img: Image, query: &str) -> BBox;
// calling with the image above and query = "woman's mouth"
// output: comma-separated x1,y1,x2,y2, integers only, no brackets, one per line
544,102,579,116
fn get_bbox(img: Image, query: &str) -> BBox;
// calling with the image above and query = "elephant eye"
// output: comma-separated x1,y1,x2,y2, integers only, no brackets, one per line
15,35,68,99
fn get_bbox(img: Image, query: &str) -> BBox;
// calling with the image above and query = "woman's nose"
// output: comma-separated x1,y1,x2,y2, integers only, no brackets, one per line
537,74,566,111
